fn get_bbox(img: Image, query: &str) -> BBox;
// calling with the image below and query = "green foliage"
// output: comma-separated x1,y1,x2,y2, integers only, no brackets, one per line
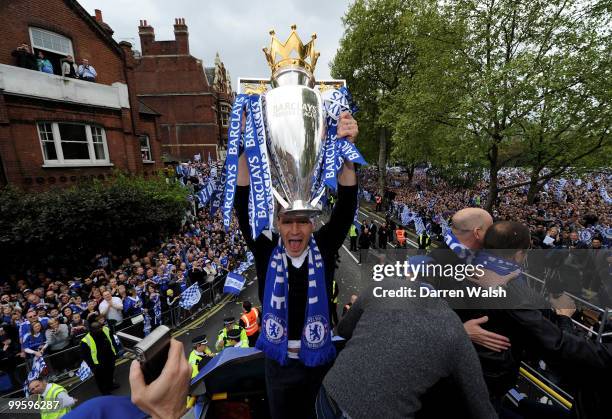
387,0,610,208
332,0,420,182
0,174,189,274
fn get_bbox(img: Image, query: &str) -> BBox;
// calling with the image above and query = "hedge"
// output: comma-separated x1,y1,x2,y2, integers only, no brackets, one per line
0,174,189,275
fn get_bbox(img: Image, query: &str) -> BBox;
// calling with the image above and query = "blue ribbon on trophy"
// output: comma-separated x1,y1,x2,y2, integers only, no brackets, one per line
221,95,247,229
244,97,272,238
250,95,275,230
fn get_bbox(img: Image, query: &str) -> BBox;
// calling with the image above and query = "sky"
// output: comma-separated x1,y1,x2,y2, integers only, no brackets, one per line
78,0,352,86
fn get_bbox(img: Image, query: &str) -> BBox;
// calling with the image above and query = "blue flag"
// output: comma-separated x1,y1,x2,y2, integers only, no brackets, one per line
223,272,246,295
179,283,201,309
77,360,93,381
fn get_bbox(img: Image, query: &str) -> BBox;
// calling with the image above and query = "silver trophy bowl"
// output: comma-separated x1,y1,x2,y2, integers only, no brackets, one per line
264,68,325,217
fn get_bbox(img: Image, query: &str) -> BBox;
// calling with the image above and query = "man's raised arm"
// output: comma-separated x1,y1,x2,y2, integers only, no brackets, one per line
317,113,359,251
234,154,255,250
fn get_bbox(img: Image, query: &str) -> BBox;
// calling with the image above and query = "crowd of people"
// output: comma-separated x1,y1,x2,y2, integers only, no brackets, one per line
58,148,611,418
0,160,248,394
358,167,612,306
11,43,98,81
360,167,611,247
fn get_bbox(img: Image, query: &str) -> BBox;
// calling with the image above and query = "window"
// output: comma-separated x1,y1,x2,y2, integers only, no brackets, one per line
37,122,110,166
38,123,57,160
140,135,153,162
29,27,73,57
220,104,230,127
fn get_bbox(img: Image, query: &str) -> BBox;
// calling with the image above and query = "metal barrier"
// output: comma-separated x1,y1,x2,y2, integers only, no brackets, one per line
517,363,573,410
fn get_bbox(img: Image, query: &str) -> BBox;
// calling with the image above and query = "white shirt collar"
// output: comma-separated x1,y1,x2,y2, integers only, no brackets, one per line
287,248,308,268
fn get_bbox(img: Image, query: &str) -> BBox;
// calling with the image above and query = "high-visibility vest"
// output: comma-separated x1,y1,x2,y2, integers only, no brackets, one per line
332,281,339,304
217,325,249,348
81,326,116,365
418,234,431,249
39,383,71,419
349,225,358,237
188,348,213,378
240,309,260,336
396,229,405,242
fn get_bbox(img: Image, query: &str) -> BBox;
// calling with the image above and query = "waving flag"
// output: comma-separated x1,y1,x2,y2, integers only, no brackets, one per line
401,206,414,225
224,272,246,295
179,283,202,309
76,361,93,381
23,356,47,396
440,218,451,237
414,217,426,235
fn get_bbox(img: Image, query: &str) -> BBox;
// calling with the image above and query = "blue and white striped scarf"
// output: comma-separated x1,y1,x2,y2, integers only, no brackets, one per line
473,251,525,285
444,232,474,263
256,237,335,367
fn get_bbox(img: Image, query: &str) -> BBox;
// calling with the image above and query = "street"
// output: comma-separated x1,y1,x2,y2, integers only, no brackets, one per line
1,204,411,419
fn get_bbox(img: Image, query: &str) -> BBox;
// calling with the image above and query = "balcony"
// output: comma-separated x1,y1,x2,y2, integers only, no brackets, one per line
0,63,130,109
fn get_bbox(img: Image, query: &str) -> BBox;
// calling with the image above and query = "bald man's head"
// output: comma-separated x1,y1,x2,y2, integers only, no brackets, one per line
451,208,493,250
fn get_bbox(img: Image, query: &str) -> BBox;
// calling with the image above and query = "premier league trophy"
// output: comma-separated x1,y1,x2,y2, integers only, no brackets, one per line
261,26,325,216
217,25,364,238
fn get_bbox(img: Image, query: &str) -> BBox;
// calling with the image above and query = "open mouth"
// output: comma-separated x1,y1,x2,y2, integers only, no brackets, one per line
287,238,303,253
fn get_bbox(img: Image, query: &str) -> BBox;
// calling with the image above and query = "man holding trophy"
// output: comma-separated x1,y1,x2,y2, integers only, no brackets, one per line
226,26,363,419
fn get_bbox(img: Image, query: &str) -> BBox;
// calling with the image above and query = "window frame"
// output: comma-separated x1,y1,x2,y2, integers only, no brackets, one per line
37,122,111,167
220,104,230,127
29,27,74,57
139,135,154,163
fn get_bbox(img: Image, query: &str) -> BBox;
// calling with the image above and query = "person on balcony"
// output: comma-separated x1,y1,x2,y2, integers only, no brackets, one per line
36,51,54,74
61,55,78,78
78,59,97,82
11,43,37,70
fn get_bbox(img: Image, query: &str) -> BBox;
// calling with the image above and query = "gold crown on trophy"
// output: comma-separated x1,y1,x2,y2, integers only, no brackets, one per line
263,24,320,76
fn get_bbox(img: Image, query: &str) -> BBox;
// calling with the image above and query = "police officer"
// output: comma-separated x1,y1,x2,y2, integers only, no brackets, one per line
215,317,248,350
239,301,260,347
28,377,77,418
225,328,243,348
188,335,214,378
80,321,119,395
348,223,358,251
417,231,432,252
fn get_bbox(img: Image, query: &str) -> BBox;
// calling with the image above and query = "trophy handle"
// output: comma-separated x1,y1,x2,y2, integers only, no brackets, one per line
310,188,326,208
271,187,290,209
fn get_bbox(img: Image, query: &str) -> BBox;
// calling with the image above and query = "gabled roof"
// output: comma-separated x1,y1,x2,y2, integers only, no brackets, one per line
204,67,216,87
63,0,123,57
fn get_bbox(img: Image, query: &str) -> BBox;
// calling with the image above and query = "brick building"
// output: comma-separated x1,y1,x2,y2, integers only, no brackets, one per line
0,0,163,190
133,18,234,161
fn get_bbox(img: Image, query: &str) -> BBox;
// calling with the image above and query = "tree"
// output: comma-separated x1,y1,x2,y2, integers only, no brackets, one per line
394,0,611,211
331,0,419,195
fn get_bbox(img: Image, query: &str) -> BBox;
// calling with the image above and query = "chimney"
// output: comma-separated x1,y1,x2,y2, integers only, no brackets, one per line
119,41,135,68
92,9,114,35
173,18,189,54
138,20,155,55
